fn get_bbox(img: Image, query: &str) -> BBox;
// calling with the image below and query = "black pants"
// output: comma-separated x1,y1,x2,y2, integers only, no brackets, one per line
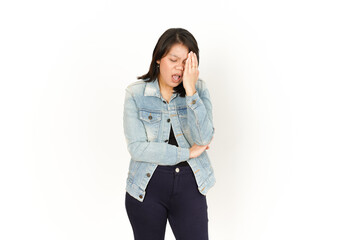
125,164,209,240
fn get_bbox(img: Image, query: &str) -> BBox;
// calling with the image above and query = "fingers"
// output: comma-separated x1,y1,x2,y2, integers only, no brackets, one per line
189,52,193,69
185,52,191,72
186,51,198,70
183,52,199,88
190,52,195,68
193,52,198,68
190,52,197,68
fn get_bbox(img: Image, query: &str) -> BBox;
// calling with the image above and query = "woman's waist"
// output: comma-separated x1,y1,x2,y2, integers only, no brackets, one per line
155,161,192,174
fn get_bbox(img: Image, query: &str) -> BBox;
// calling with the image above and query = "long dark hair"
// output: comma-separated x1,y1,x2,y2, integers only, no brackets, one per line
137,28,199,97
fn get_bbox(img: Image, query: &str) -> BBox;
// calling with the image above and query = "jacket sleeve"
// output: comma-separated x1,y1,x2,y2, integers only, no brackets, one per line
123,87,190,165
185,80,215,145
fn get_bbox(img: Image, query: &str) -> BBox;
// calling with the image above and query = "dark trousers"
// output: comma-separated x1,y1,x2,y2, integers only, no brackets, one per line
125,164,209,240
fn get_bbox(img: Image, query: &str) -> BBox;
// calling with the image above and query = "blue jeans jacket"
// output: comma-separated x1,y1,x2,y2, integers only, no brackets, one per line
123,78,216,202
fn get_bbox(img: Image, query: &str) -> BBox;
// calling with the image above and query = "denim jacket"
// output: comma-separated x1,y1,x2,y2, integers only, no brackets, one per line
123,77,216,202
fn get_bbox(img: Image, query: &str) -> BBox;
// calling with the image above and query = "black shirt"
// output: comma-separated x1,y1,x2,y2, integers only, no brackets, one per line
168,124,189,167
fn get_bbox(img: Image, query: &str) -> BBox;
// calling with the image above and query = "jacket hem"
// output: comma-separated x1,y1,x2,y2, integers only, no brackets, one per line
126,182,146,202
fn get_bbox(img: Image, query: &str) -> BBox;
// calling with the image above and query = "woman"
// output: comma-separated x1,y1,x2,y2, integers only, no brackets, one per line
123,28,216,240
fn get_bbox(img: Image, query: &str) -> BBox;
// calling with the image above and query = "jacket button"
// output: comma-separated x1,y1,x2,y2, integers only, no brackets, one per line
148,115,152,120
146,173,151,177
163,100,166,104
167,118,170,122
164,140,168,143
191,100,196,104
139,195,143,199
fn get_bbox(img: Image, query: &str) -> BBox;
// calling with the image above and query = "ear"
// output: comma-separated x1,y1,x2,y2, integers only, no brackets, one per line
156,60,160,64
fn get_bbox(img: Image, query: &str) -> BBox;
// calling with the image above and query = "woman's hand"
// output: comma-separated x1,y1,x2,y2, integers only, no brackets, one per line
189,144,208,158
183,51,199,96
189,136,214,158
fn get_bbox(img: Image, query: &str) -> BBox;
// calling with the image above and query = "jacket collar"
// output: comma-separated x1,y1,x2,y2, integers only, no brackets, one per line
144,78,178,99
144,78,161,98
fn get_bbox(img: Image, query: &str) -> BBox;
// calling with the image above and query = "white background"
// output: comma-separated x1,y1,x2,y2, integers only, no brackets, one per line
1,0,359,239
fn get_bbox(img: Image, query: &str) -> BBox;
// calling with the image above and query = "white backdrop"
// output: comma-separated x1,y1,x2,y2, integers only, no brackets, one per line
1,0,359,239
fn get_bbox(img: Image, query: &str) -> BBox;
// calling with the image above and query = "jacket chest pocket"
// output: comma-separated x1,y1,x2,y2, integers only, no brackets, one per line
139,110,162,141
177,107,187,119
177,107,190,133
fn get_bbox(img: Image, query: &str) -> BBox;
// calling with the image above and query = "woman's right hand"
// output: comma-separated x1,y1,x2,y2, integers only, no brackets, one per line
189,136,214,158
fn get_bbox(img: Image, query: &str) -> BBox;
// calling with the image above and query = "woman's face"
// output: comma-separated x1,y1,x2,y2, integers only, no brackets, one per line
156,43,189,90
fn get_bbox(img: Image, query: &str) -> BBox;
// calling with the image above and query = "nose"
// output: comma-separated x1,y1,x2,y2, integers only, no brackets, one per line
175,63,184,71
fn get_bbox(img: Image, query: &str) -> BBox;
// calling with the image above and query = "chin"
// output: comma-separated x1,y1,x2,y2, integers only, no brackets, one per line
167,80,181,87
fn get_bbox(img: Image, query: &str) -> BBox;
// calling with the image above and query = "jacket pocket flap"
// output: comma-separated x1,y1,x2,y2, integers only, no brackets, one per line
139,110,162,123
177,107,187,118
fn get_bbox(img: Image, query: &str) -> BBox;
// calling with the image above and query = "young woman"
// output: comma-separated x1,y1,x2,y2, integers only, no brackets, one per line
123,28,216,240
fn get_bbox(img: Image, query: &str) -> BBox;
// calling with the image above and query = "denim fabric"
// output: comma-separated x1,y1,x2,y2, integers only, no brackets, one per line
123,77,216,202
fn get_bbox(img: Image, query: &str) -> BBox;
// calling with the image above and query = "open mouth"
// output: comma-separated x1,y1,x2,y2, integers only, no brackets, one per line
172,74,182,82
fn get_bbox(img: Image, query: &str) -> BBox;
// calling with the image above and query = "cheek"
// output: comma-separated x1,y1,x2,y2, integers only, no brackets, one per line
161,62,172,74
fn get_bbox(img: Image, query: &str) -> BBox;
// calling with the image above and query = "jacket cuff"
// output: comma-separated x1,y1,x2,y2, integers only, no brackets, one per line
177,147,190,163
186,91,203,110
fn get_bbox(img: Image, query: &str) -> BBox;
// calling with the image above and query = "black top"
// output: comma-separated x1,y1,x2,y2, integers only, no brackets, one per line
168,124,189,167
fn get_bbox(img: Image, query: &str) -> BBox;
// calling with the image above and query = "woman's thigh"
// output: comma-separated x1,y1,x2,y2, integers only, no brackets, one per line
167,167,209,240
125,192,168,240
125,168,173,240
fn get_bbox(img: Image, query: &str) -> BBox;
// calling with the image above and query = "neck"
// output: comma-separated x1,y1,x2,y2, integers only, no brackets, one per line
158,77,173,95
158,77,173,103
